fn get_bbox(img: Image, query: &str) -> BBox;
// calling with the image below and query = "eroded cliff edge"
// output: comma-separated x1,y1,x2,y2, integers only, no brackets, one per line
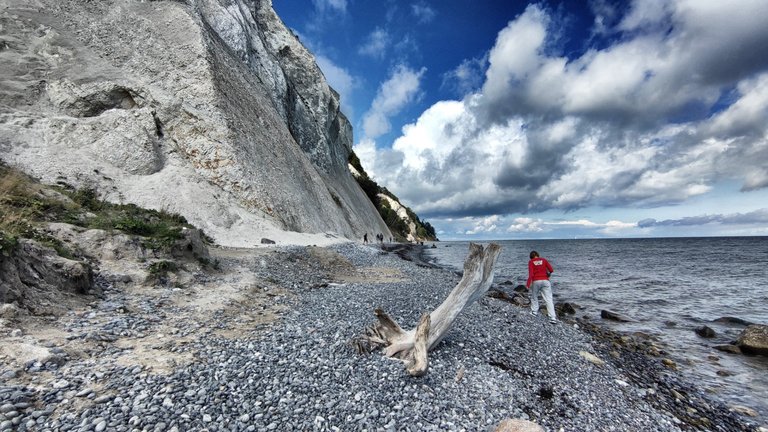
0,0,391,246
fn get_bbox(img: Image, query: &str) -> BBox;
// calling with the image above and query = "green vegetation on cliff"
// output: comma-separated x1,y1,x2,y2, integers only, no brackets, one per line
0,162,198,258
349,151,438,242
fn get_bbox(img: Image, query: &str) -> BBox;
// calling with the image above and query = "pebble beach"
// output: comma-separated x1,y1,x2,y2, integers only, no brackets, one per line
0,242,761,431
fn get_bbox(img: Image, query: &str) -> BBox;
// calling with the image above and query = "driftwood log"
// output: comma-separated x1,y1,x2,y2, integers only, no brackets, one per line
354,242,502,376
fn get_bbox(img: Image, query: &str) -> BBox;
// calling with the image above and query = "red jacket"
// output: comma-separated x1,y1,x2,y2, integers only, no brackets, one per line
527,257,553,288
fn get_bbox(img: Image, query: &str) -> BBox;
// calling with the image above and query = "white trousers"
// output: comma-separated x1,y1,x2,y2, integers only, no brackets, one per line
530,280,556,320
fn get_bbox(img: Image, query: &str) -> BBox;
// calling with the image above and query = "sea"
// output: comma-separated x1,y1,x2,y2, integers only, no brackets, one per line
424,237,768,423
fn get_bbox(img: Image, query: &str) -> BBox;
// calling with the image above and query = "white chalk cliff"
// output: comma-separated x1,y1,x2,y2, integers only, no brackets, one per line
0,0,391,246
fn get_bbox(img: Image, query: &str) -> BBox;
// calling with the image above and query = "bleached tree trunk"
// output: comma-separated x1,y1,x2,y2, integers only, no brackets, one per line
354,243,502,376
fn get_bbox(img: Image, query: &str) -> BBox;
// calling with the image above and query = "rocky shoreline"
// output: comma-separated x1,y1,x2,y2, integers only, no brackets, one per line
0,242,764,431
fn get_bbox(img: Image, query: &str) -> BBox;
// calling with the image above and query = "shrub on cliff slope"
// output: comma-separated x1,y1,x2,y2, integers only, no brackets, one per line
348,152,438,242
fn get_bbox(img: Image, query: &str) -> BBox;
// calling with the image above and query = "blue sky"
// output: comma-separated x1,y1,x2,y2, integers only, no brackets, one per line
273,0,768,240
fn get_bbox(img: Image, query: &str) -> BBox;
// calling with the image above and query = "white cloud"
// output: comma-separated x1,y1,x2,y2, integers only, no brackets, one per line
547,219,636,235
618,0,672,31
507,217,543,232
411,2,436,24
465,215,500,235
442,54,488,96
482,5,548,102
425,215,639,239
361,2,768,224
312,0,347,13
361,65,426,139
589,0,620,36
358,28,390,58
353,138,379,178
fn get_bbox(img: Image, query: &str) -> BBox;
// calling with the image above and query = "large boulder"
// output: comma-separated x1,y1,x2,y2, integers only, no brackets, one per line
170,228,210,262
736,325,768,356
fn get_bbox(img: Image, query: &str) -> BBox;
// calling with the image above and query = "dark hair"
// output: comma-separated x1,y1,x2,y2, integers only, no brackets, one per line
530,251,539,259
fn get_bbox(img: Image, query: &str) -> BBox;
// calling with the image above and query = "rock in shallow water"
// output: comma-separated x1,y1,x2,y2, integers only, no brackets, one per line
695,325,716,338
600,309,634,322
736,324,768,356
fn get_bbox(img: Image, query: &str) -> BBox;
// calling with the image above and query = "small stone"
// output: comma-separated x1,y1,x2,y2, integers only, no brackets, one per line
203,414,212,422
579,351,605,366
239,414,250,423
661,358,677,370
0,370,17,380
93,395,113,404
95,420,107,432
52,379,70,389
730,405,759,417
76,388,94,397
494,418,545,432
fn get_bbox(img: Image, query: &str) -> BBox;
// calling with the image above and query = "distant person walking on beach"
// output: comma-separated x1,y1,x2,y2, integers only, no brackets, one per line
363,233,368,244
527,251,557,324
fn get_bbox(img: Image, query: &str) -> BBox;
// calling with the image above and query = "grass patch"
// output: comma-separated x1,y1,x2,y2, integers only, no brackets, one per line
0,162,200,259
148,260,179,279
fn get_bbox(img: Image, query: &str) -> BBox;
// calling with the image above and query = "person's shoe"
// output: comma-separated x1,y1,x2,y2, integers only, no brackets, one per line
549,318,558,324
529,311,538,317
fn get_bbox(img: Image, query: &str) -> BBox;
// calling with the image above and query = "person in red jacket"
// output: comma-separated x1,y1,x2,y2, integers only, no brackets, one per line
526,250,557,324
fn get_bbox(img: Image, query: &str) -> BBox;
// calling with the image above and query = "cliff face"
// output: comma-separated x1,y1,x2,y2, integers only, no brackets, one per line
0,0,390,246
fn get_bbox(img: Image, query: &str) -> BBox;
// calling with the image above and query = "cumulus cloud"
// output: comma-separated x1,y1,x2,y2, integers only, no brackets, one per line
361,65,426,139
507,217,543,232
358,1,768,221
465,215,500,235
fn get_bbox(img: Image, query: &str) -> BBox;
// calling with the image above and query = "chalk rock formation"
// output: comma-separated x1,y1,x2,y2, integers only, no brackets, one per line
0,0,390,246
